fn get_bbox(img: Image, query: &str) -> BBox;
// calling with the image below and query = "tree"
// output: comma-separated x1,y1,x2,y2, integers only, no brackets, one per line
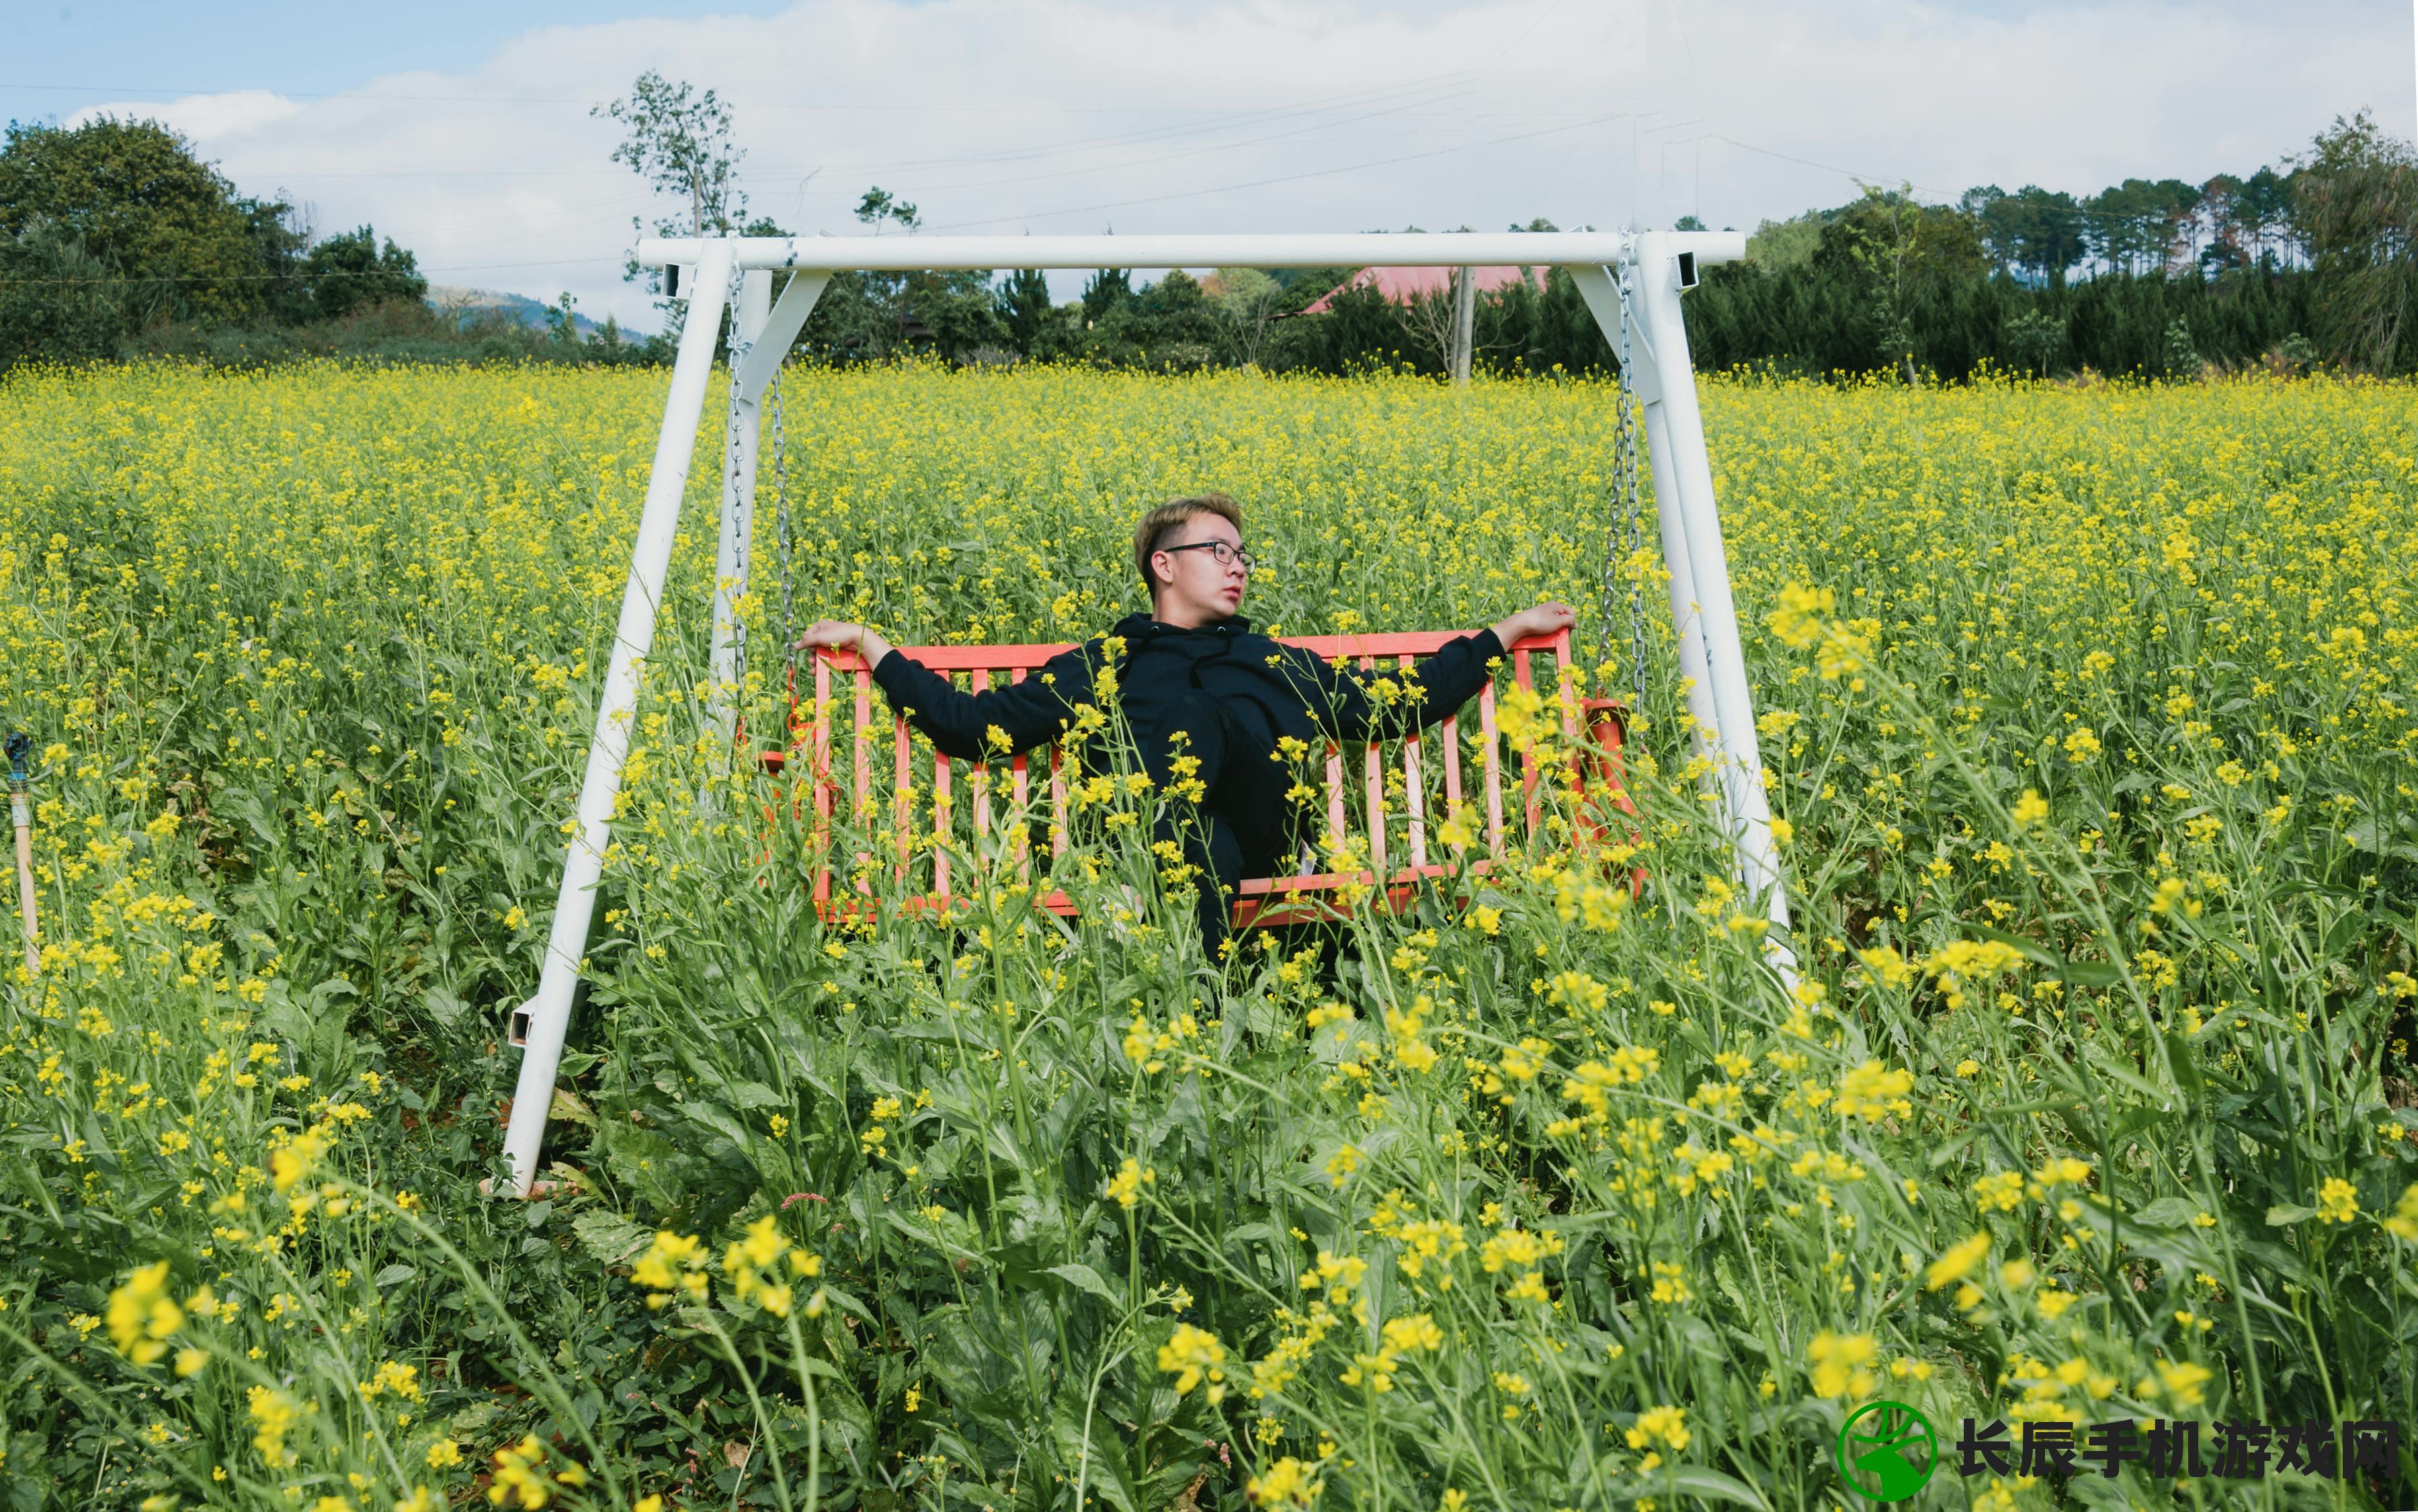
999,268,1064,359
853,187,921,235
1206,267,1284,368
1813,185,1985,380
1117,269,1222,368
543,291,582,345
2003,305,2063,376
1081,268,1132,325
1969,185,2084,286
0,117,272,323
2082,178,2199,276
300,225,426,322
2159,315,2200,378
0,222,126,369
1746,212,1824,273
2233,167,2300,268
595,71,746,296
794,188,1003,362
2192,174,2242,273
2292,111,2416,373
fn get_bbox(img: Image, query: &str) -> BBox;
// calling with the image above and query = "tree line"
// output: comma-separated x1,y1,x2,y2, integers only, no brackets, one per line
3,91,2411,380
0,117,454,366
0,116,647,371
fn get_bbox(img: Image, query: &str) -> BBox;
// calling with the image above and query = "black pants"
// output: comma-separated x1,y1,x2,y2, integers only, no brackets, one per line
1132,691,1298,955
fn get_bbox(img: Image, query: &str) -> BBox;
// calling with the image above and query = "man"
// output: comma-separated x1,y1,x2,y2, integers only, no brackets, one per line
795,492,1573,951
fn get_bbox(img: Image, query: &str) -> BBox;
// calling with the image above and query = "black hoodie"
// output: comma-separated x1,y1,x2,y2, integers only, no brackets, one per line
868,611,1507,763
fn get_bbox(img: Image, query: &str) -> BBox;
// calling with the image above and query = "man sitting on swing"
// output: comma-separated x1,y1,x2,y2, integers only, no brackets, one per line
795,492,1573,952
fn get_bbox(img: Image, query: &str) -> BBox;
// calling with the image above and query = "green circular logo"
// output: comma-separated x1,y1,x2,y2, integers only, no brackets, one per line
1834,1400,1938,1503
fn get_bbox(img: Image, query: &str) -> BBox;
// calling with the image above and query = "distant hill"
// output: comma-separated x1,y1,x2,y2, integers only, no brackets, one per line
425,286,603,337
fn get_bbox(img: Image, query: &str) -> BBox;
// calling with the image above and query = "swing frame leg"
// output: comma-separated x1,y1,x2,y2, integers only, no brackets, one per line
500,252,829,1198
499,243,733,1198
1572,247,1799,989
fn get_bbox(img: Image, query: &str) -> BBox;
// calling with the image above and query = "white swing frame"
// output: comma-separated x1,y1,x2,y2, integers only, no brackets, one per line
498,229,1795,1197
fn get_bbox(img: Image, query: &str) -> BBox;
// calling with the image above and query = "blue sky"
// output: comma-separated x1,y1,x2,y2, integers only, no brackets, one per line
7,0,2411,329
3,2,786,110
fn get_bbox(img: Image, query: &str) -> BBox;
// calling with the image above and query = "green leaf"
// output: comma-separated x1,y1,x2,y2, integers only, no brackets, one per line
2264,1204,2317,1226
2163,1027,2204,1101
371,1263,417,1288
1054,1401,1144,1512
728,1080,787,1111
1044,1262,1120,1306
2130,1197,2200,1229
571,1208,654,1267
1663,1467,1773,1511
683,1100,753,1151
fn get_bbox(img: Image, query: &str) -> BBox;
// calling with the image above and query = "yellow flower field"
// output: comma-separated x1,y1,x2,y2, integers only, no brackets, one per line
0,360,2413,1511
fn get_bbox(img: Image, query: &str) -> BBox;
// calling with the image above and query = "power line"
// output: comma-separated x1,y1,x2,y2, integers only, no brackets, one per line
931,110,1640,231
791,71,1484,176
1704,133,1945,200
851,85,1480,200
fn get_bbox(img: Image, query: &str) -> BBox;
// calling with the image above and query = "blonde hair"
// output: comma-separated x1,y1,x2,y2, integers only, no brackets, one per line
1133,493,1243,593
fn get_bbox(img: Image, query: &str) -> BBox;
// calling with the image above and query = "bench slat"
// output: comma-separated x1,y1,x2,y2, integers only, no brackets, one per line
892,710,911,882
1050,744,1069,857
1009,667,1031,873
1515,648,1540,836
933,743,952,900
1478,681,1503,853
853,671,874,894
1401,655,1427,868
1324,745,1345,848
970,669,991,843
1359,656,1385,878
1442,711,1462,835
812,659,833,909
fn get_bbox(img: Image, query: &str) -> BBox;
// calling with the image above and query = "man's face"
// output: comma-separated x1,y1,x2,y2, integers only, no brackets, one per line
1151,512,1248,626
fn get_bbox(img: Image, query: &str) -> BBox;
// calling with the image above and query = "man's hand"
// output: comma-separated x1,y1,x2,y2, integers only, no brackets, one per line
793,619,896,669
1488,601,1577,648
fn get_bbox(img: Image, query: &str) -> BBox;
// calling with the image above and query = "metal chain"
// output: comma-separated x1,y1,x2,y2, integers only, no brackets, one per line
1593,262,1650,712
724,259,752,700
1619,265,1649,713
772,358,794,683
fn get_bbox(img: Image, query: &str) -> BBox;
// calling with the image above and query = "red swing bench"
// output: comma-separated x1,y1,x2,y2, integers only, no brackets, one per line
763,625,1635,929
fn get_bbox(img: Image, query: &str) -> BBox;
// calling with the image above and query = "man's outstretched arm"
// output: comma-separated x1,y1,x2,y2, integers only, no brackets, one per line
1484,602,1576,660
1300,602,1576,743
793,619,1091,761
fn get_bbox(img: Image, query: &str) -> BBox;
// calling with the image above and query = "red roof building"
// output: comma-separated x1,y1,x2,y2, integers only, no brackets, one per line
1296,264,1541,314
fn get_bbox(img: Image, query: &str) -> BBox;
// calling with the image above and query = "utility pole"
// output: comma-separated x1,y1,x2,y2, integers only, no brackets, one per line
1450,265,1476,386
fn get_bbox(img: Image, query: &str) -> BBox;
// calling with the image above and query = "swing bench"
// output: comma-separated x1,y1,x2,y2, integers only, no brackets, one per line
499,230,1800,1198
757,626,1636,929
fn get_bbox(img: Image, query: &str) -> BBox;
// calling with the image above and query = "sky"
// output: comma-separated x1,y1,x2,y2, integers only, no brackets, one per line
6,0,2414,331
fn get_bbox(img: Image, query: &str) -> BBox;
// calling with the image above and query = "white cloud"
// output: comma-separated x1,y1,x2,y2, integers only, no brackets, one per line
83,0,2417,329
71,89,304,142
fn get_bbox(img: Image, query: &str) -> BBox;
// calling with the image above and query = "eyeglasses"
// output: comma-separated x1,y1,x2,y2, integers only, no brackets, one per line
1161,540,1256,572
